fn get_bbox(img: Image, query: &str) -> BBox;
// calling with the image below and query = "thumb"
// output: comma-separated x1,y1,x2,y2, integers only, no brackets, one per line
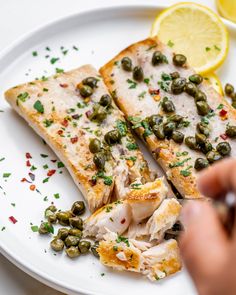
179,201,229,286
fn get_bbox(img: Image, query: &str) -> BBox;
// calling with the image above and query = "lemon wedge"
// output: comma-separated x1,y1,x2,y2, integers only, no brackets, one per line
203,72,223,95
216,0,236,23
150,2,229,74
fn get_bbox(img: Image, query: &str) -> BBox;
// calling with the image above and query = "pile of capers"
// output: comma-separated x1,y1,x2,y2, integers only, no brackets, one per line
77,76,98,98
87,93,112,124
225,83,236,109
148,114,185,144
38,201,99,259
121,56,144,82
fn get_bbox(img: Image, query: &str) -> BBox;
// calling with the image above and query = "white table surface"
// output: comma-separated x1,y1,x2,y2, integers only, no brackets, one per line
0,0,216,294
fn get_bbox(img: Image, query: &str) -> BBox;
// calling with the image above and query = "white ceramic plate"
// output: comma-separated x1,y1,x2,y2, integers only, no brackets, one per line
0,4,235,295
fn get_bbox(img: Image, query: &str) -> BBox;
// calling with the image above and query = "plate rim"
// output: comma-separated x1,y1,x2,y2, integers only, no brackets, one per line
0,3,235,295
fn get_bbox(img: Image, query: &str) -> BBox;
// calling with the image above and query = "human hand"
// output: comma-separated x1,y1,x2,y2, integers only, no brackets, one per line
180,159,236,295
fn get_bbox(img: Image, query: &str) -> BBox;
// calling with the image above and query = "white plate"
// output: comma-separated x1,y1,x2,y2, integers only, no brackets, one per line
0,4,235,295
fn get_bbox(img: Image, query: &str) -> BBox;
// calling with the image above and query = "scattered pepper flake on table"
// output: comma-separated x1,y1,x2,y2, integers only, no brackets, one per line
9,216,17,224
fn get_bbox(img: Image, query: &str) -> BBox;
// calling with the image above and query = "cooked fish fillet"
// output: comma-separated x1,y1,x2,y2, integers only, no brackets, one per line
5,65,151,212
84,177,168,239
100,37,236,199
97,232,181,281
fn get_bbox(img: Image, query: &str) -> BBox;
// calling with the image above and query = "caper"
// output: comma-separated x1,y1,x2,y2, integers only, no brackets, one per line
152,51,165,66
171,78,186,94
94,152,107,169
45,205,57,213
48,214,57,224
173,54,187,67
148,115,163,127
194,158,209,171
206,151,222,163
196,101,210,116
89,138,101,154
194,90,207,102
104,129,121,145
69,216,83,230
163,122,176,137
196,122,210,137
65,235,80,247
170,72,180,80
121,57,132,71
185,136,198,150
57,228,69,240
89,104,107,123
56,211,72,226
91,242,100,258
231,93,236,100
133,66,144,82
201,140,213,154
78,85,93,98
185,82,198,97
71,201,86,216
78,240,91,254
50,238,64,252
195,133,207,145
225,83,234,96
171,131,184,143
152,124,165,139
162,99,175,113
169,114,184,125
189,74,203,85
216,142,231,156
65,246,80,258
99,94,111,107
82,77,98,89
68,228,83,238
226,125,236,138
38,222,53,235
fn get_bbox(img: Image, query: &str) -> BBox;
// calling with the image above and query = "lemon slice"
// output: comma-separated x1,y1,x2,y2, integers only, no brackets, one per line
203,72,223,95
150,2,229,74
216,0,236,23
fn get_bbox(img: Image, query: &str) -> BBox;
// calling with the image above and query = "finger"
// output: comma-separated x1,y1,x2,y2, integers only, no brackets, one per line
180,201,229,287
197,158,236,199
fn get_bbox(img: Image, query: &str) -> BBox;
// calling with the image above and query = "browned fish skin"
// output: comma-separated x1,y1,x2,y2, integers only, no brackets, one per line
100,37,236,199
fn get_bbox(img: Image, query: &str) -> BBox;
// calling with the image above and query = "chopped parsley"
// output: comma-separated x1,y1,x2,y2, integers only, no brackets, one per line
73,45,79,51
116,235,130,247
17,92,29,102
167,40,174,48
180,166,192,177
44,222,54,234
113,245,118,251
205,47,211,52
43,88,48,92
3,173,11,178
43,164,49,169
55,68,64,73
31,225,39,232
176,151,188,157
116,120,128,136
126,79,137,89
40,154,48,158
33,100,44,113
214,45,221,51
144,78,150,85
92,171,113,186
0,157,5,162
131,183,142,190
77,102,88,109
169,157,191,168
54,193,60,199
126,156,137,163
50,57,59,64
32,51,38,57
146,44,157,51
43,177,49,183
43,119,53,127
138,91,147,99
57,162,64,168
126,142,138,150
141,120,152,138
105,205,113,213
217,104,224,110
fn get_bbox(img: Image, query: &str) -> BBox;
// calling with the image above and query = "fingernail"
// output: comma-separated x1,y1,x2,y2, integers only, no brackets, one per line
181,202,202,228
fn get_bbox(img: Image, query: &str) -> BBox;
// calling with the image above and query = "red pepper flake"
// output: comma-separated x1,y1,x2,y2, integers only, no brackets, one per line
21,177,32,183
57,130,63,136
51,159,57,163
61,119,68,127
89,179,96,186
28,173,35,181
9,216,17,224
47,169,56,176
70,136,78,144
59,83,68,88
30,184,36,191
85,110,92,118
26,160,31,167
149,88,160,95
220,134,228,140
25,152,32,159
219,109,227,117
121,218,126,224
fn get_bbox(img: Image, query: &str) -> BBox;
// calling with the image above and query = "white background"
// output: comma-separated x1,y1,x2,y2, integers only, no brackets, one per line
0,0,217,294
